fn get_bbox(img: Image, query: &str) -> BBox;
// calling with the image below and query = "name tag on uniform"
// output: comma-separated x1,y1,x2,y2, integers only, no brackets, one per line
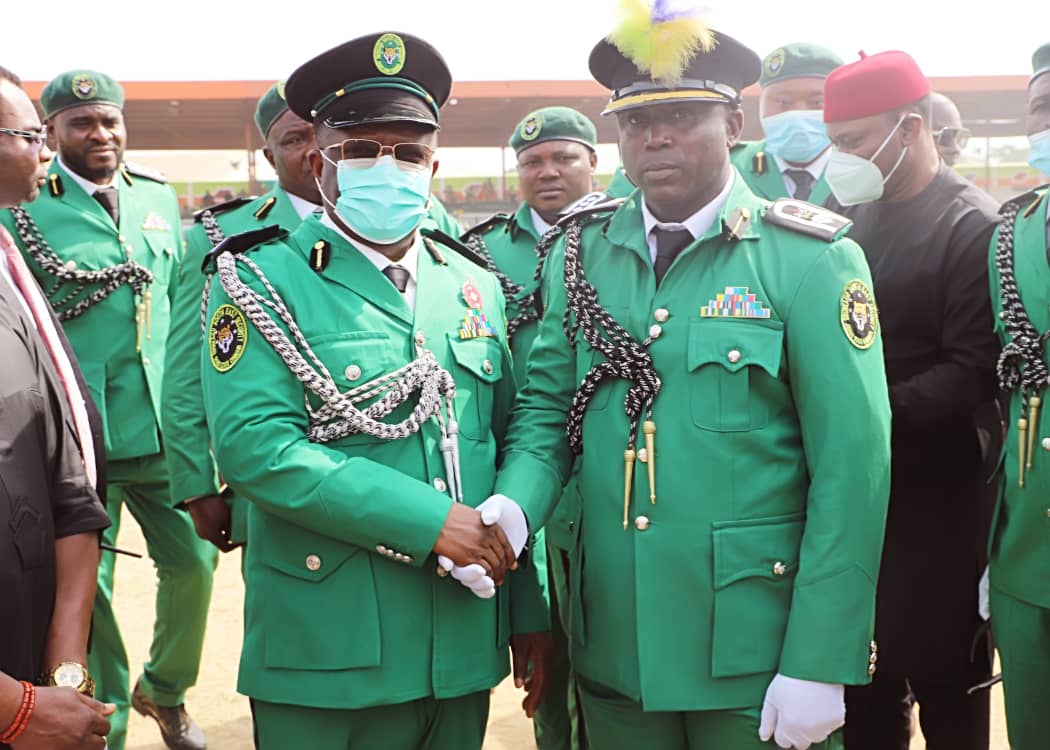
700,286,772,319
142,211,171,232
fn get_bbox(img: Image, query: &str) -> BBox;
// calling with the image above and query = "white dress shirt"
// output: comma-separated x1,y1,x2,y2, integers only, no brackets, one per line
640,173,735,262
320,212,420,311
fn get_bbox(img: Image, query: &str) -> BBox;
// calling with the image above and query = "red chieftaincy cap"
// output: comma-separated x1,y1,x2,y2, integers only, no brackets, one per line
823,50,931,123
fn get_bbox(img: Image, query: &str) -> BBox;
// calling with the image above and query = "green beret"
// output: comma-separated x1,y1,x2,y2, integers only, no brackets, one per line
759,43,843,88
41,70,124,117
255,82,290,138
1033,43,1050,83
509,107,597,155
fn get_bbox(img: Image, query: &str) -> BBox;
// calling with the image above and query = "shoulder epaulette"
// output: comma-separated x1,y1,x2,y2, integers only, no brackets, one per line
193,197,254,223
421,226,488,268
121,161,168,184
558,191,611,218
200,224,286,274
1000,185,1048,219
763,198,851,242
460,212,511,240
556,197,625,228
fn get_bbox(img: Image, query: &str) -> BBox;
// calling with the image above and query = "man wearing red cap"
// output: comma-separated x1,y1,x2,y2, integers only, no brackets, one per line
823,50,1000,750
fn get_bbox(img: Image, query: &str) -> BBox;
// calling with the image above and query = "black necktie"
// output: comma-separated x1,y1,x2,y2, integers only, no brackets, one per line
93,186,119,225
652,228,693,286
382,264,410,293
783,169,815,201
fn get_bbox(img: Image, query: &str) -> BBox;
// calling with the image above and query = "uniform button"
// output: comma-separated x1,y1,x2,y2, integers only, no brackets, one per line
164,247,173,256
125,245,134,255
727,349,742,364
637,448,649,463
653,308,670,323
415,331,426,346
568,521,575,532
772,561,787,576
118,234,125,242
376,544,388,554
870,641,878,653
482,359,494,375
64,259,77,270
305,554,322,571
648,324,662,339
433,477,447,493
869,653,878,664
142,357,151,366
386,549,396,558
394,553,406,563
344,364,362,381
634,515,650,531
403,555,413,563
1042,437,1050,451
1046,508,1050,519
867,663,877,676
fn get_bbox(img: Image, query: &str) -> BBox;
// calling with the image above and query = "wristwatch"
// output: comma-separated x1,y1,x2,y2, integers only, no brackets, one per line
45,661,95,696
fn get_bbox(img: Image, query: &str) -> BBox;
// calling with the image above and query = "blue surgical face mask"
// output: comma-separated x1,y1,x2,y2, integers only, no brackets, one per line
318,153,431,245
760,109,832,163
1028,128,1050,177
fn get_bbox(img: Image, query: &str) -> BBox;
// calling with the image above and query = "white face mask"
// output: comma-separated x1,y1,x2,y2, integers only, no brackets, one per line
826,115,912,206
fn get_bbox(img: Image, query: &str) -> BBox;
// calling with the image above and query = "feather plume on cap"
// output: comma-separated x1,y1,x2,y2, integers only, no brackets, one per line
606,0,716,85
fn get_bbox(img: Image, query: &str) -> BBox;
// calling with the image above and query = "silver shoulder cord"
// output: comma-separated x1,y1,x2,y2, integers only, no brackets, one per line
213,249,464,502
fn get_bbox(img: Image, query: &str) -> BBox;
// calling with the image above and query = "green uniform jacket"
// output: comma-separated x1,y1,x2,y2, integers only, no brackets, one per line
731,141,832,205
605,167,636,199
989,187,1050,609
0,160,182,461
163,188,303,541
494,178,892,711
426,195,464,237
201,216,547,708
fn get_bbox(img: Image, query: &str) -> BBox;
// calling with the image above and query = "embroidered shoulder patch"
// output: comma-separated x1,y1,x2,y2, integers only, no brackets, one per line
840,280,878,349
209,304,249,372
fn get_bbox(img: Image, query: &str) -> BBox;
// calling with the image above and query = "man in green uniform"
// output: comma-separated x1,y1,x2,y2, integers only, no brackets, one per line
0,70,216,750
199,32,550,750
463,106,601,750
731,44,842,203
489,9,892,749
164,82,320,554
986,41,1050,750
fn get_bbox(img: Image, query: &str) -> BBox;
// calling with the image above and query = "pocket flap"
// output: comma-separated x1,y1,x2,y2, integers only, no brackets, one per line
257,520,358,583
712,513,804,589
688,319,784,377
311,332,397,391
447,335,503,383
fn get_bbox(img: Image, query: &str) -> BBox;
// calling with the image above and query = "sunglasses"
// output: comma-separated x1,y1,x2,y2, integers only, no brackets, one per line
933,127,971,150
0,125,48,152
323,138,434,169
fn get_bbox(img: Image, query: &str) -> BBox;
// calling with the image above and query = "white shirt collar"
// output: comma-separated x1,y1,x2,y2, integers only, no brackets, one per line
530,207,553,237
320,211,420,311
772,148,831,198
283,189,321,220
641,173,735,263
58,154,118,195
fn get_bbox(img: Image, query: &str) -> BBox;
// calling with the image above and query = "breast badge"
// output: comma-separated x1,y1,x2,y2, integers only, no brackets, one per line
209,304,248,372
700,286,772,318
458,280,496,339
840,279,878,349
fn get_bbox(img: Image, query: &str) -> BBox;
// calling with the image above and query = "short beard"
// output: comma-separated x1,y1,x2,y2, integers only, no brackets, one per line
60,146,121,184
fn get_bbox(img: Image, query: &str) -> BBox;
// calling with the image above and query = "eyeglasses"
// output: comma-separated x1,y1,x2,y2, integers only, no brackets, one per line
0,125,48,151
933,127,971,150
323,138,434,168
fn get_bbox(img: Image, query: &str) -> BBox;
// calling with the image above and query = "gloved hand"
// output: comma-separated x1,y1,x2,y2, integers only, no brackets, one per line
978,565,990,620
758,674,845,749
439,495,528,599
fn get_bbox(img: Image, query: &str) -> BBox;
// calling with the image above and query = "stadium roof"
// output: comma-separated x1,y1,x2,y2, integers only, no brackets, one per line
23,76,1031,151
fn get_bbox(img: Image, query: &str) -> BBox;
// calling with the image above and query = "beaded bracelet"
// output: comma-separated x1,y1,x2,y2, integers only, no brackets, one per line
0,680,36,744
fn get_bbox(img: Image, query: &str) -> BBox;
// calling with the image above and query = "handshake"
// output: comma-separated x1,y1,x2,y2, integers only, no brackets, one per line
432,494,529,598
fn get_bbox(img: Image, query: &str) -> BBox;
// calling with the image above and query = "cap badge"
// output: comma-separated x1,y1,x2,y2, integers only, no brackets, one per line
72,74,97,100
765,49,786,78
374,33,407,76
521,115,542,142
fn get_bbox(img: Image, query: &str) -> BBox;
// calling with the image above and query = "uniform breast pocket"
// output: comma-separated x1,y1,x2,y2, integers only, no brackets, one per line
310,332,400,446
687,318,784,432
447,335,503,441
142,231,177,285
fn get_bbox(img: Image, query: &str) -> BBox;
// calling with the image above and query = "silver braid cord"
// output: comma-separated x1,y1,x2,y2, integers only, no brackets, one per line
10,206,153,320
995,197,1050,397
214,250,463,496
197,212,227,334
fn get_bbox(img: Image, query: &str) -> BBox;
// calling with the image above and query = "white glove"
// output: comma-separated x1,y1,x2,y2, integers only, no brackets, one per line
978,565,990,620
438,495,528,600
758,674,844,749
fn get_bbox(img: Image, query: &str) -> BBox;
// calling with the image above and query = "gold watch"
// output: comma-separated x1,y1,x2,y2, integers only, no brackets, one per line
46,661,95,696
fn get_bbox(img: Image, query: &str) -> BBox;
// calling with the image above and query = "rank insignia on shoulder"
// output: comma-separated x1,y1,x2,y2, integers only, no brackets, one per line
48,173,64,197
753,151,767,176
200,224,286,273
122,161,168,184
142,211,172,232
209,304,248,372
253,196,278,220
193,197,253,222
765,199,851,241
458,279,496,339
840,279,878,350
460,213,511,240
700,286,772,319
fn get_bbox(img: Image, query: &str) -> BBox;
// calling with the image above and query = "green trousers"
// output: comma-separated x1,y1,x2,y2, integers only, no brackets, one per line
578,676,842,750
88,453,218,750
533,540,585,750
990,585,1050,750
253,691,490,750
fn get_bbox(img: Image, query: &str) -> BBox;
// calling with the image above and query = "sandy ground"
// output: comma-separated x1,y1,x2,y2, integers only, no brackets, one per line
110,519,1010,750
